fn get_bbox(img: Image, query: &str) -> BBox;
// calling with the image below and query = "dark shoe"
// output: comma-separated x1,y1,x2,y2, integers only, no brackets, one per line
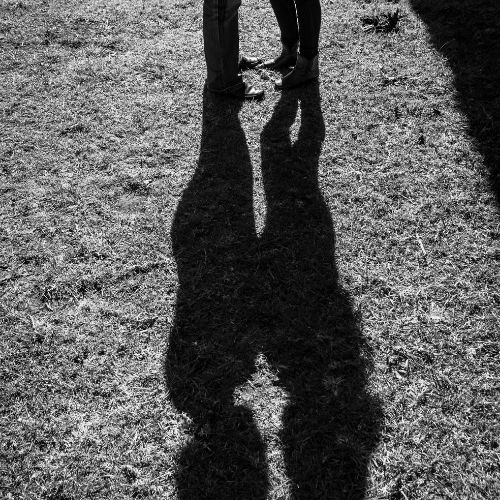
260,42,298,69
239,55,264,71
275,54,319,90
209,81,265,100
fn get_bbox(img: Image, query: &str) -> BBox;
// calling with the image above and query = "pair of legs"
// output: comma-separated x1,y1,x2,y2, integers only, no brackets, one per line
270,0,322,59
202,0,321,97
203,0,241,91
268,0,322,90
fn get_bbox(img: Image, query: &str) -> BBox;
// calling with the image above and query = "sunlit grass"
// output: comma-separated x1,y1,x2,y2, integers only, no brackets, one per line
1,1,498,499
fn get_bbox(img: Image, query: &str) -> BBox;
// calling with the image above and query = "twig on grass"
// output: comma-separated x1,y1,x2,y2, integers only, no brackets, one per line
415,232,427,257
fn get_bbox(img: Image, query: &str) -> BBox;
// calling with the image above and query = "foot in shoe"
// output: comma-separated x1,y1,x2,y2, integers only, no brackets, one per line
260,42,298,69
209,81,265,100
275,54,319,90
239,55,264,71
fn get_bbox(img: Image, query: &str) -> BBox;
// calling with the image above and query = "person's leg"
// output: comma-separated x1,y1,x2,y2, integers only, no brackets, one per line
203,0,242,91
269,0,299,50
274,0,321,90
262,0,299,69
294,0,321,59
203,0,263,98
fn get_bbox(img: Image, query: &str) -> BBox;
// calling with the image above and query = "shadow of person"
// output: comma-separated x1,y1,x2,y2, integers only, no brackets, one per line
165,92,268,500
166,85,380,499
410,0,500,205
258,85,380,499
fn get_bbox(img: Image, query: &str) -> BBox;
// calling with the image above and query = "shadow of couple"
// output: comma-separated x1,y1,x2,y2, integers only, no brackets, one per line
165,85,380,499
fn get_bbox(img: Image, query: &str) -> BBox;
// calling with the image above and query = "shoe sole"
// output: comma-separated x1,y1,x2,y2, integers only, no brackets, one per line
239,61,264,71
259,57,297,70
208,88,265,101
243,92,265,101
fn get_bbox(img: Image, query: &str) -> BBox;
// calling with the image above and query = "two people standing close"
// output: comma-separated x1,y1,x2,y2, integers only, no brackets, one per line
204,0,321,99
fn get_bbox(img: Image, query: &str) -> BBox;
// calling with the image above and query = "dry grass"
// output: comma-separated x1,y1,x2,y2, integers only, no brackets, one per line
1,0,499,499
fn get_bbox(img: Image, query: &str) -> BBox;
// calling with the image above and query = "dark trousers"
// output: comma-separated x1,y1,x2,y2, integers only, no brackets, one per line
203,0,243,91
269,0,321,58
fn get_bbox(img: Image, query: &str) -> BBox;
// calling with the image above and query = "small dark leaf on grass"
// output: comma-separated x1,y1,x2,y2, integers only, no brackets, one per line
45,484,72,500
58,38,86,49
123,178,151,196
42,29,58,45
122,464,139,483
100,39,123,51
60,123,90,136
139,317,157,329
361,9,401,34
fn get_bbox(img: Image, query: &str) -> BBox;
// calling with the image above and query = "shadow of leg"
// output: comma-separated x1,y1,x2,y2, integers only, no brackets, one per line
166,92,268,500
176,404,268,500
259,85,381,499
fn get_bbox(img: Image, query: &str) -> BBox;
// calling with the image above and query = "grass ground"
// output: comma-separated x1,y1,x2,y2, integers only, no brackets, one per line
1,0,499,499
